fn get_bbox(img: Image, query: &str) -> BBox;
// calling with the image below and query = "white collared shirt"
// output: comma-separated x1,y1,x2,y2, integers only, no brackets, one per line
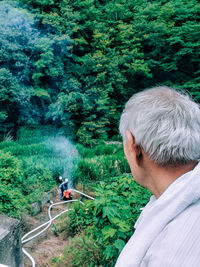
115,162,200,267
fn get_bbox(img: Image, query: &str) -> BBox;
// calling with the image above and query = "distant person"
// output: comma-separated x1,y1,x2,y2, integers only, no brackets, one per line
115,86,200,266
59,177,69,200
59,176,63,183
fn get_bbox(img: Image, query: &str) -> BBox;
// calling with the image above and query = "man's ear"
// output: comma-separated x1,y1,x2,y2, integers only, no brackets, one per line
126,130,135,150
125,130,142,161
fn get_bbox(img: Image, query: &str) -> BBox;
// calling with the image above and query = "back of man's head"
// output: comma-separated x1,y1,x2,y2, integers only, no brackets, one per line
120,86,200,167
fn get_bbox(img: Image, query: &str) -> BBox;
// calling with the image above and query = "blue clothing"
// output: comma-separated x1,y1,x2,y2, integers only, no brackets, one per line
59,188,63,200
59,181,68,200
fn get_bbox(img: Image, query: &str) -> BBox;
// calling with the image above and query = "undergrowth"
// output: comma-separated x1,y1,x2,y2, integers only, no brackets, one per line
52,142,151,266
53,175,151,266
0,126,78,218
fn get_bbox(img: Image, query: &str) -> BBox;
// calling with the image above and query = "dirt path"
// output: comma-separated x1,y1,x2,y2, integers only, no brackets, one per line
23,194,71,267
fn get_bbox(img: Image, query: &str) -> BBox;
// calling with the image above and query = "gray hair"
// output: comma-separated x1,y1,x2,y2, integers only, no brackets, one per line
119,86,200,166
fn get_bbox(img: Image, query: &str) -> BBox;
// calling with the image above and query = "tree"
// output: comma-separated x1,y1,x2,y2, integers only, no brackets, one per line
2,0,199,143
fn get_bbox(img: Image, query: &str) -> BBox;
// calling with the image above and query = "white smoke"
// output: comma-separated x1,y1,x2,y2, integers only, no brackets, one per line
45,136,79,188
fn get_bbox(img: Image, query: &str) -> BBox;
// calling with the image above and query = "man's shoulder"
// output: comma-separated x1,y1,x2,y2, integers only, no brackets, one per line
157,199,200,244
176,198,200,220
144,200,200,266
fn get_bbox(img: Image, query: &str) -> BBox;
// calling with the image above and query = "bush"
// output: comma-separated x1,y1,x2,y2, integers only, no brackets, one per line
54,175,151,266
0,184,28,218
22,167,55,197
73,153,130,184
0,141,16,150
0,126,79,217
0,151,28,217
0,150,24,189
51,234,102,267
0,149,56,216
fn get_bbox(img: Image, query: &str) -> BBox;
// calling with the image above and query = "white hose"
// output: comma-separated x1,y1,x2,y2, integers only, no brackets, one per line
73,189,95,200
22,248,36,267
22,189,94,266
22,199,78,244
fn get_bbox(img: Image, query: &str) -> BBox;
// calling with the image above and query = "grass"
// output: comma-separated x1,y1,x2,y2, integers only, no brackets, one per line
0,125,79,217
73,143,130,184
0,125,128,219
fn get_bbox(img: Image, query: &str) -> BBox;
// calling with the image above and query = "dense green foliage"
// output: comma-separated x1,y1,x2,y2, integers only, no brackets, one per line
0,1,72,138
0,0,199,144
53,176,151,266
0,0,199,263
50,141,150,266
0,126,78,217
0,150,28,217
73,143,130,184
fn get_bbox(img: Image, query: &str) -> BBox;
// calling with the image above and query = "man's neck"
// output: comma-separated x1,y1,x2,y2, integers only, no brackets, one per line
144,160,198,199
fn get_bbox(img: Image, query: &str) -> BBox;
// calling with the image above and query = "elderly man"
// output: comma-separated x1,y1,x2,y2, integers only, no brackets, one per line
115,86,200,267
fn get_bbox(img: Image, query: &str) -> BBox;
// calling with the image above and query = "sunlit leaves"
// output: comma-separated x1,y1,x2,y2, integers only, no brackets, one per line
2,0,200,143
67,175,151,265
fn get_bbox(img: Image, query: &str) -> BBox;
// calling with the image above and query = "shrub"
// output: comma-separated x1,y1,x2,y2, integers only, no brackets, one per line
0,151,28,217
73,153,130,184
0,184,28,218
73,143,128,186
51,234,102,267
55,175,151,266
0,141,16,150
0,127,79,217
22,166,56,197
0,150,24,189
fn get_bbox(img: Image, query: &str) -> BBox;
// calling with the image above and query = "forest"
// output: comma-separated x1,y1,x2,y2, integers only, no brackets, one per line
1,0,199,144
0,0,199,266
